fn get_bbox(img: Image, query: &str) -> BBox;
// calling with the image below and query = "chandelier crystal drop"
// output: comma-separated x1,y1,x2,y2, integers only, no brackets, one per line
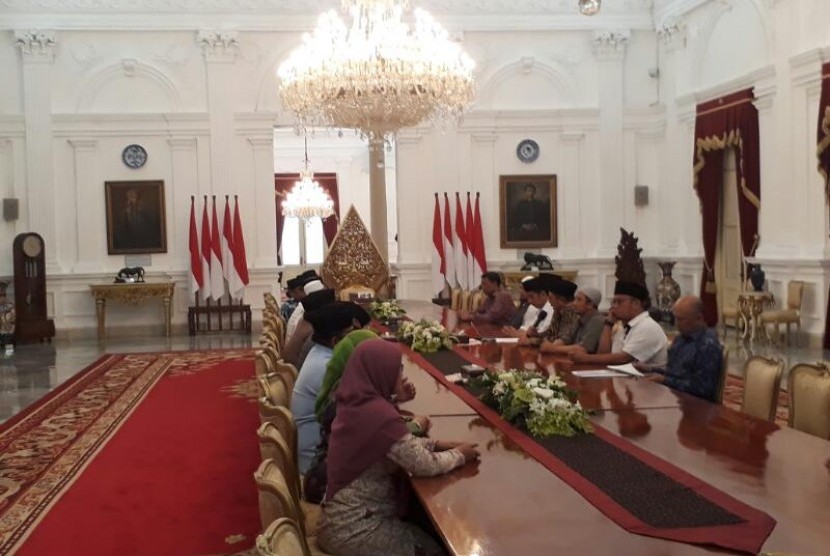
578,0,601,16
277,0,476,141
282,139,335,222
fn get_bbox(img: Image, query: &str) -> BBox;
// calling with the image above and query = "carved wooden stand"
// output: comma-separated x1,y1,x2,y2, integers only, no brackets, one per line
187,295,251,335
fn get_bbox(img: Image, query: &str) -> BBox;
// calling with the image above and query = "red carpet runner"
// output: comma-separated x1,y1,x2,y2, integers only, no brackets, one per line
0,350,261,556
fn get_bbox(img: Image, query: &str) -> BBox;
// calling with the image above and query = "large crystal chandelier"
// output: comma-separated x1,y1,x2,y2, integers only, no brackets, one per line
282,138,335,222
277,0,475,141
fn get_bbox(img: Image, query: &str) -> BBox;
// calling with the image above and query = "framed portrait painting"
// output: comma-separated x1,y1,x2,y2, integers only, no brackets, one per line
105,180,167,255
499,174,557,248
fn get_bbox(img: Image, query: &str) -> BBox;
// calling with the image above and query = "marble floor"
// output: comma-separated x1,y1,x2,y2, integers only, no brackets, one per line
0,327,827,425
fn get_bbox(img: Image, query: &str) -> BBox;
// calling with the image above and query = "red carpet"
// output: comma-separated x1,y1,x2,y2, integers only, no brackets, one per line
0,350,261,556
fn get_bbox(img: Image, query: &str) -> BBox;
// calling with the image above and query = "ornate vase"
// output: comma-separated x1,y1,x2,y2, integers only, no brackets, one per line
655,262,681,313
748,264,765,292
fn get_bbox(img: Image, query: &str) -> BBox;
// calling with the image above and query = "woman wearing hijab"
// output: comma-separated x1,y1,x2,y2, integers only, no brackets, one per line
318,340,479,556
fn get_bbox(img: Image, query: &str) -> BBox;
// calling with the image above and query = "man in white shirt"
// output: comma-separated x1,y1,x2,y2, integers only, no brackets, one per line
285,277,326,342
570,281,668,367
502,277,553,342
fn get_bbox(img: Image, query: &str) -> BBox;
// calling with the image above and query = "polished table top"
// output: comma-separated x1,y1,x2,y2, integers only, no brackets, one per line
394,300,830,555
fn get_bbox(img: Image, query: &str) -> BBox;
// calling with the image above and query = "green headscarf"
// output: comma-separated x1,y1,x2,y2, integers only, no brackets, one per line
315,329,379,421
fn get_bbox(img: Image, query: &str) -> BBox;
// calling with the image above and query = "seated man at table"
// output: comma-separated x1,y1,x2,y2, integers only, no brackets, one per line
541,286,605,354
285,272,324,342
644,295,723,402
502,277,553,343
291,301,357,474
282,288,337,365
538,275,580,347
570,281,668,367
457,271,516,326
507,275,535,329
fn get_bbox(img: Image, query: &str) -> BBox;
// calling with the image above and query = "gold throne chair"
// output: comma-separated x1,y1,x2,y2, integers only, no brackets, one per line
320,205,391,301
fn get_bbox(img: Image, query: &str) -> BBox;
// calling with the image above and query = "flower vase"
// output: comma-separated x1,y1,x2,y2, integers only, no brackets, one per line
748,264,765,292
655,261,681,314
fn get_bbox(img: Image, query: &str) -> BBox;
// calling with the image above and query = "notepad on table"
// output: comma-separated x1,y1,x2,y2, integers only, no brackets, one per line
606,363,645,377
494,337,519,344
572,369,628,378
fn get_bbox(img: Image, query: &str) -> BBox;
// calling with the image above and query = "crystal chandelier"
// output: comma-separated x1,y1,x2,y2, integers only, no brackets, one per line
281,138,335,222
277,0,475,141
578,0,601,16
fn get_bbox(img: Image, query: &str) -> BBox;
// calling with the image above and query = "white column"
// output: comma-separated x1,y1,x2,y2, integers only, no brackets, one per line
369,139,389,263
394,131,424,265
592,30,630,257
68,138,101,272
15,30,58,272
248,136,279,269
470,133,498,262
198,30,238,196
168,137,199,268
656,23,686,254
558,132,584,258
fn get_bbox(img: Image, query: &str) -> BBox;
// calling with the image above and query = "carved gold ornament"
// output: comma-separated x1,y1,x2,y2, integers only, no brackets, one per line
320,205,389,293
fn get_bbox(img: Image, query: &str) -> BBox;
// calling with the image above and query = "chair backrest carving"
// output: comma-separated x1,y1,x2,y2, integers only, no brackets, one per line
787,362,830,439
256,517,310,556
741,356,784,421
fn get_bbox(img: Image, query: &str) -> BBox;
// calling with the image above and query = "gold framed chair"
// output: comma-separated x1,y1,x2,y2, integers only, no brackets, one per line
720,303,741,340
259,399,298,463
787,362,830,439
258,375,290,408
469,289,485,312
459,289,472,312
740,356,784,421
760,280,805,346
450,287,462,311
255,517,309,556
257,422,302,507
254,459,305,533
715,345,730,404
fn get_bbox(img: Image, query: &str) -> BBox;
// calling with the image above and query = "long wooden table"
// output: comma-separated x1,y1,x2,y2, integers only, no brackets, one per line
395,300,830,556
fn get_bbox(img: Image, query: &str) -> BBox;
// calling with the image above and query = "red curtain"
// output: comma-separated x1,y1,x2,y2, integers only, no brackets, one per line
818,63,830,348
693,89,761,326
274,173,340,265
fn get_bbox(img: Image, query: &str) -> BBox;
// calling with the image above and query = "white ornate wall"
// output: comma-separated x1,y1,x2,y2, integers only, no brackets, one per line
1,0,829,341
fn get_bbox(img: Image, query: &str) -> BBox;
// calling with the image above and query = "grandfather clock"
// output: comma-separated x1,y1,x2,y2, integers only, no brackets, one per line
12,232,55,343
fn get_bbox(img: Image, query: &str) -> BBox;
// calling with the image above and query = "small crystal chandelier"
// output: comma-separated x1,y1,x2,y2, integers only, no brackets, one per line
277,0,475,142
281,137,334,222
578,0,601,16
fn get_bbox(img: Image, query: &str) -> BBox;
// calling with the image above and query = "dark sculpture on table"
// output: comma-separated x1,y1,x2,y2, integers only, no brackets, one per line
520,252,554,271
114,267,145,283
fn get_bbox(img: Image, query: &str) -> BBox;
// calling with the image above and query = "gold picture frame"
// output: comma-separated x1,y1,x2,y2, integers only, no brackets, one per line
499,174,557,248
105,180,167,254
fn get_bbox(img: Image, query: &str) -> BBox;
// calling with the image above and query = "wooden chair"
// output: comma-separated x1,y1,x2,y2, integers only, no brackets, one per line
257,422,302,508
255,517,309,556
787,362,830,439
715,345,730,404
259,399,298,465
259,374,290,408
459,289,472,312
255,352,274,378
760,280,805,346
274,359,299,382
740,356,784,421
720,303,741,340
450,288,462,311
469,289,485,312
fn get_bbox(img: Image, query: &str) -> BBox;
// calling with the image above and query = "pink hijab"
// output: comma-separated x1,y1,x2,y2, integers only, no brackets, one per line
325,340,409,501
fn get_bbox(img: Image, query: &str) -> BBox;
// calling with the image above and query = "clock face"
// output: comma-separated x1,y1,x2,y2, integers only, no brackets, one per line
122,144,148,169
22,235,42,258
517,139,540,163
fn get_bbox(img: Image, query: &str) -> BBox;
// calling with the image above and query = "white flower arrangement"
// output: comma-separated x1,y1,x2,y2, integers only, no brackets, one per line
396,319,456,354
474,370,593,438
369,300,407,321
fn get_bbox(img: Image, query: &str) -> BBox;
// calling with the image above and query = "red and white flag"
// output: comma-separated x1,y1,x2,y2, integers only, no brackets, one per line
209,196,225,301
453,192,468,290
189,197,203,297
465,193,477,286
430,193,445,296
442,193,456,288
229,195,250,300
221,197,234,288
200,196,212,301
471,193,487,275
